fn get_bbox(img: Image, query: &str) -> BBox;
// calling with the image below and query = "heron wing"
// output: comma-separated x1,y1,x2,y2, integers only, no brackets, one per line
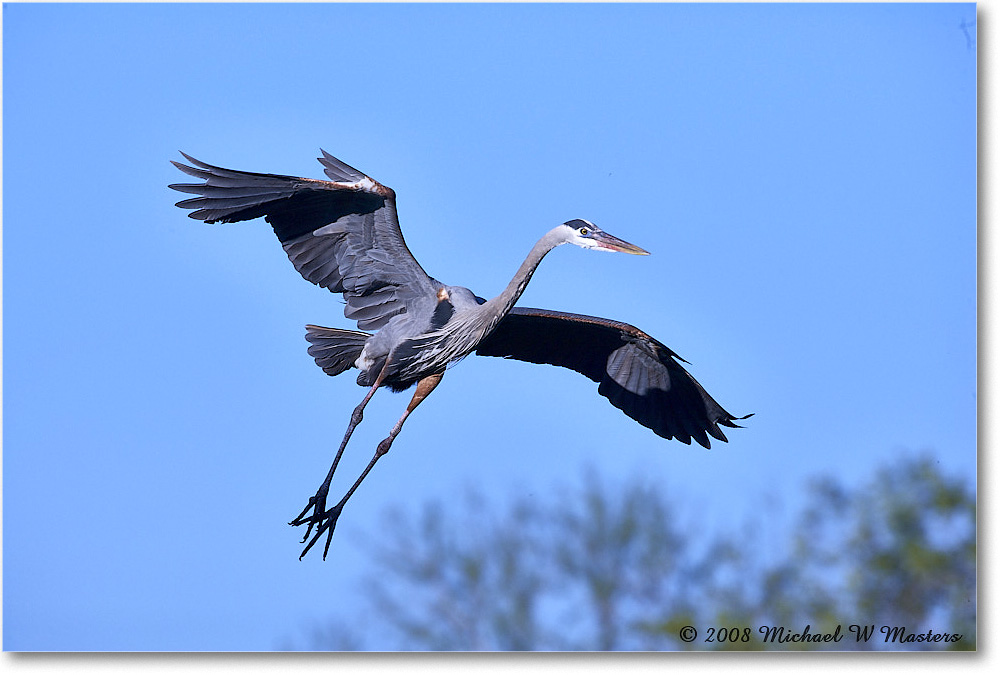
170,151,439,331
475,307,749,448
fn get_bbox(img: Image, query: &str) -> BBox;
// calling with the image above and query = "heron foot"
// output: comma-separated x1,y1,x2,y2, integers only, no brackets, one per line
290,494,343,560
289,488,327,535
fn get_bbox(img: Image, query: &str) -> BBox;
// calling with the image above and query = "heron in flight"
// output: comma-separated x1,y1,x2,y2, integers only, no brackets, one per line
170,151,749,559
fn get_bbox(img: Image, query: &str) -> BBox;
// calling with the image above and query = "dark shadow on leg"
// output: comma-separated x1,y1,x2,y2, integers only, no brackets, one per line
290,359,393,542
298,372,445,559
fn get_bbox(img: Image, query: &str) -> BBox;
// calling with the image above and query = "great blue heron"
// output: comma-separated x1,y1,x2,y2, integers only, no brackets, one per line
170,151,749,559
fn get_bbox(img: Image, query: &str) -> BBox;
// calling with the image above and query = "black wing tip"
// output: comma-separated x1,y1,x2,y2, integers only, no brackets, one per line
693,411,752,449
169,153,217,187
168,159,200,180
718,411,754,429
170,151,200,169
689,411,753,448
693,424,724,449
316,149,366,179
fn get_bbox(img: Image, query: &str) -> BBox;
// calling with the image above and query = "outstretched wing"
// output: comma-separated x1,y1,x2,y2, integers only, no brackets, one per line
475,308,750,448
170,151,439,331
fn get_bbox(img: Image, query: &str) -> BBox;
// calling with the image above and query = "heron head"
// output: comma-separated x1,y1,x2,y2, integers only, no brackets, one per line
561,219,650,255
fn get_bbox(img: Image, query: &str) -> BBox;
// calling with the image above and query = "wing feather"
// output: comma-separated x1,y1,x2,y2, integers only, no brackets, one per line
475,307,749,448
170,151,439,330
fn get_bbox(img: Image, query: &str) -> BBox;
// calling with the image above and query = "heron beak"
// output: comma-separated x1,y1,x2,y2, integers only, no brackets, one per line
593,231,650,255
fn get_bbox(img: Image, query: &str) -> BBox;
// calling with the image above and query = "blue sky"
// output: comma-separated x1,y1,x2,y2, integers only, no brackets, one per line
3,3,976,651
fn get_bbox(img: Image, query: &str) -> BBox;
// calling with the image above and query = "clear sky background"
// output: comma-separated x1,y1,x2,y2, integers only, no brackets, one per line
3,2,977,651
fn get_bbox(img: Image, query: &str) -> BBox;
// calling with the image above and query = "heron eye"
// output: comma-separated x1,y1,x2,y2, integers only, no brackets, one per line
579,227,589,236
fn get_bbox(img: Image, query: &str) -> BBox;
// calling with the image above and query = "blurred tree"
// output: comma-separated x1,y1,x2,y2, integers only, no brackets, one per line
791,456,977,650
304,454,975,651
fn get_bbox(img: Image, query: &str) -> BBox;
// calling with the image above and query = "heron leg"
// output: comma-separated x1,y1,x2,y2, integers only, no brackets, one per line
289,359,391,539
297,371,444,560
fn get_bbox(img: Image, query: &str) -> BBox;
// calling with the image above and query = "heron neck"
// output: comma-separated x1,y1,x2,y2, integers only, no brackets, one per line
484,227,563,323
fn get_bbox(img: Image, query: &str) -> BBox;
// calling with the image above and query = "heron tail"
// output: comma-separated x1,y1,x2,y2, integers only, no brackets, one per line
305,325,371,376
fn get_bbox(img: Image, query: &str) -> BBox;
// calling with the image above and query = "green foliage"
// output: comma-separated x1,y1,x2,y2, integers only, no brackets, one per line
310,454,975,651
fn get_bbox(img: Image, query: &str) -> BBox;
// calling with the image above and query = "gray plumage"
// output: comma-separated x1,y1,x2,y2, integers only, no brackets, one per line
170,151,749,559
